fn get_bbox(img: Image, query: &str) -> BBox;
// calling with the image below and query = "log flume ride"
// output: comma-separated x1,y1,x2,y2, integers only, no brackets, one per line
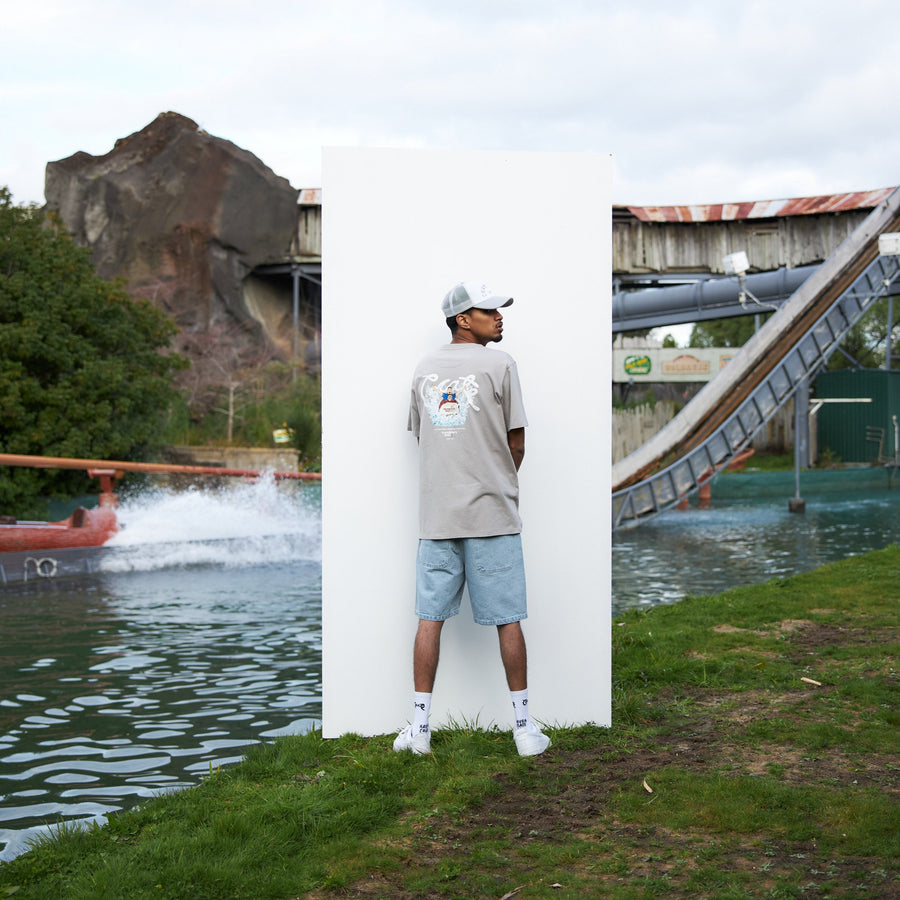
613,186,900,528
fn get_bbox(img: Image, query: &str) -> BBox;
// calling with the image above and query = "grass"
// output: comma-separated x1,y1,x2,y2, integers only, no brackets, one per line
1,545,898,898
735,451,796,472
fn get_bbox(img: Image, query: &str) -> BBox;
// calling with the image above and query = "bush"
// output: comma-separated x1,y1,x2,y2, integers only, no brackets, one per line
0,188,186,512
162,372,322,470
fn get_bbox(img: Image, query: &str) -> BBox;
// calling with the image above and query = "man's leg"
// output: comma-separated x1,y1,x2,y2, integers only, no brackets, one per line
497,621,527,692
395,619,444,754
414,618,444,692
398,538,464,755
498,621,550,756
498,620,530,727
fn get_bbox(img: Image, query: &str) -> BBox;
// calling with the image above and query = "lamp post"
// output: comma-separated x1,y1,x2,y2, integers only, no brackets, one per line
879,234,900,371
789,378,809,513
723,250,778,324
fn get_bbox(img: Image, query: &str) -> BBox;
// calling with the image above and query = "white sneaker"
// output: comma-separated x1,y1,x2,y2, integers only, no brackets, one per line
514,721,551,757
393,724,431,755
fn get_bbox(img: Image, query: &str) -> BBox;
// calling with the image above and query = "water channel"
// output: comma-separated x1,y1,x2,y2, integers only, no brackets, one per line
2,472,899,860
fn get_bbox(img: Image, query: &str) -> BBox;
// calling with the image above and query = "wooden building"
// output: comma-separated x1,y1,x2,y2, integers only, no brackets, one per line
613,188,895,287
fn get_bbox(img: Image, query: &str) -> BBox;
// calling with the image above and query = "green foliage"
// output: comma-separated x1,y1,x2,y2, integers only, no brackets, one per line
234,371,321,468
817,446,842,468
825,298,896,370
688,301,898,368
618,326,653,341
612,391,658,411
0,187,186,512
660,332,679,348
689,313,769,348
733,451,794,472
162,370,322,469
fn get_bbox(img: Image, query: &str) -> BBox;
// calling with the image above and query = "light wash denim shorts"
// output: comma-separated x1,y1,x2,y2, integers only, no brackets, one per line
415,534,527,626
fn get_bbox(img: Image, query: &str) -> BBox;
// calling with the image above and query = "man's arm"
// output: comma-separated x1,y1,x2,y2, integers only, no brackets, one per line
507,427,525,471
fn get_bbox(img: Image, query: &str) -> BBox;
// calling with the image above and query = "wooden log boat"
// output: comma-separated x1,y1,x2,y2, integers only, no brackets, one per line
0,498,119,554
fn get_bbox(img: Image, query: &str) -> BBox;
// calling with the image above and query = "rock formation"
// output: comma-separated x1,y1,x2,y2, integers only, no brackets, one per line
44,112,300,350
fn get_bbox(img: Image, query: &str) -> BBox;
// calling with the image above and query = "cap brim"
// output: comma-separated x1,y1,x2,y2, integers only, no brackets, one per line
471,296,513,310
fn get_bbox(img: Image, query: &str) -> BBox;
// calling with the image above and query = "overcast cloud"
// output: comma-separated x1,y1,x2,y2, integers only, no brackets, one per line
3,0,900,207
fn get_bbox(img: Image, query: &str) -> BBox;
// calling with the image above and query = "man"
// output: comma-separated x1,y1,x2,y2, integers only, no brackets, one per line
394,281,551,757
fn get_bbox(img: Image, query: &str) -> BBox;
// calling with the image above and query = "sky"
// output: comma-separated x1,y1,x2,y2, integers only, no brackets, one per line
3,0,900,211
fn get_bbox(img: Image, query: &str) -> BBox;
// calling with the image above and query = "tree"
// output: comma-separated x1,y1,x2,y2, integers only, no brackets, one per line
0,188,186,512
687,302,898,368
689,313,771,348
661,333,679,349
174,320,282,443
824,298,897,370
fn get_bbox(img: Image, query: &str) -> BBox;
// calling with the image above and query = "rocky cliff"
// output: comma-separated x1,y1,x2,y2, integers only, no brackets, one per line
44,112,300,348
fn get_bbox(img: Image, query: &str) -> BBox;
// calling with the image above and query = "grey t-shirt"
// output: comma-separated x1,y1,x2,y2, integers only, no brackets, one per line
408,343,528,539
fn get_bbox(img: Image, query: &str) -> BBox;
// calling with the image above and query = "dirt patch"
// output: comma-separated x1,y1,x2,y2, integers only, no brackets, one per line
306,620,899,899
712,619,818,636
712,623,753,634
306,702,899,899
788,621,895,650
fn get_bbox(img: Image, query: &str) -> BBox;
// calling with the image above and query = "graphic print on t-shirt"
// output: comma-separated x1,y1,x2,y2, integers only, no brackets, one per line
420,373,480,429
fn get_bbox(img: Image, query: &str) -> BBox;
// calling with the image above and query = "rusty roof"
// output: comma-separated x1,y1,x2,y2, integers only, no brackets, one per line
298,188,322,205
622,187,897,223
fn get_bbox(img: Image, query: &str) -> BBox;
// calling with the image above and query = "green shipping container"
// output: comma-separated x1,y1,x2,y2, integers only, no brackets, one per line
815,370,900,464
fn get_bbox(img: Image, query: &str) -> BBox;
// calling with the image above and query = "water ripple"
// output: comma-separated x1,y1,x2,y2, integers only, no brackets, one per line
612,488,900,613
0,555,322,862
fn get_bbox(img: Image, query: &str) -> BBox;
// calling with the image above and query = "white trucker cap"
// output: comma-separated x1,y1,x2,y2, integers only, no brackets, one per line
441,282,514,318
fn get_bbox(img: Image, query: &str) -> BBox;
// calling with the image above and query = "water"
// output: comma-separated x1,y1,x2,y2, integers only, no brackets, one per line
0,478,321,861
2,477,899,861
612,486,900,614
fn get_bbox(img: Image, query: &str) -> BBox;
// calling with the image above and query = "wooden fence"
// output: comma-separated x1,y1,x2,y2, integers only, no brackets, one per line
613,401,797,463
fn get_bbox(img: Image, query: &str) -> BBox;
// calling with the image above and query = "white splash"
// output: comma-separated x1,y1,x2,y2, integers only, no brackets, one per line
99,476,321,572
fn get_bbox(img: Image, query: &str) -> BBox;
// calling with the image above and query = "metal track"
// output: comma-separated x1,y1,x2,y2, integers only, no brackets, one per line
613,188,900,529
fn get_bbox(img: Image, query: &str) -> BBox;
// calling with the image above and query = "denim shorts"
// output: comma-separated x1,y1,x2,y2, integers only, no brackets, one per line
415,534,527,626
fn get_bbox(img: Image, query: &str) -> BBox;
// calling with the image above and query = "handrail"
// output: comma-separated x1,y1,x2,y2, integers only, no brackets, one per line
0,453,321,482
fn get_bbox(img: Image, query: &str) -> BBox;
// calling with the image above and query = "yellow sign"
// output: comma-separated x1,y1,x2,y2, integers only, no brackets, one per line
624,355,652,376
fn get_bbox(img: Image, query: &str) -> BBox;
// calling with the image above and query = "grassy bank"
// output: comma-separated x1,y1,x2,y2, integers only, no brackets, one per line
1,546,898,899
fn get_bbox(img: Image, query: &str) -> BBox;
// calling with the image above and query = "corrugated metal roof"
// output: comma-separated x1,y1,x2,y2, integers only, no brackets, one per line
297,185,897,220
623,187,897,223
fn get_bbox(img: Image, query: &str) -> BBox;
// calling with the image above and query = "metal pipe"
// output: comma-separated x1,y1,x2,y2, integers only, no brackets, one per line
292,264,300,362
612,265,818,332
0,453,321,481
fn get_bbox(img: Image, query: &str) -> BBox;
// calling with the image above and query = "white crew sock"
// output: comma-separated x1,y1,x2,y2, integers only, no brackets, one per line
413,691,432,735
510,689,530,730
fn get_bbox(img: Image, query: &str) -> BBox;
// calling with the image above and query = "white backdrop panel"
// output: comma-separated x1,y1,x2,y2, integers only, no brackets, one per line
322,148,611,738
